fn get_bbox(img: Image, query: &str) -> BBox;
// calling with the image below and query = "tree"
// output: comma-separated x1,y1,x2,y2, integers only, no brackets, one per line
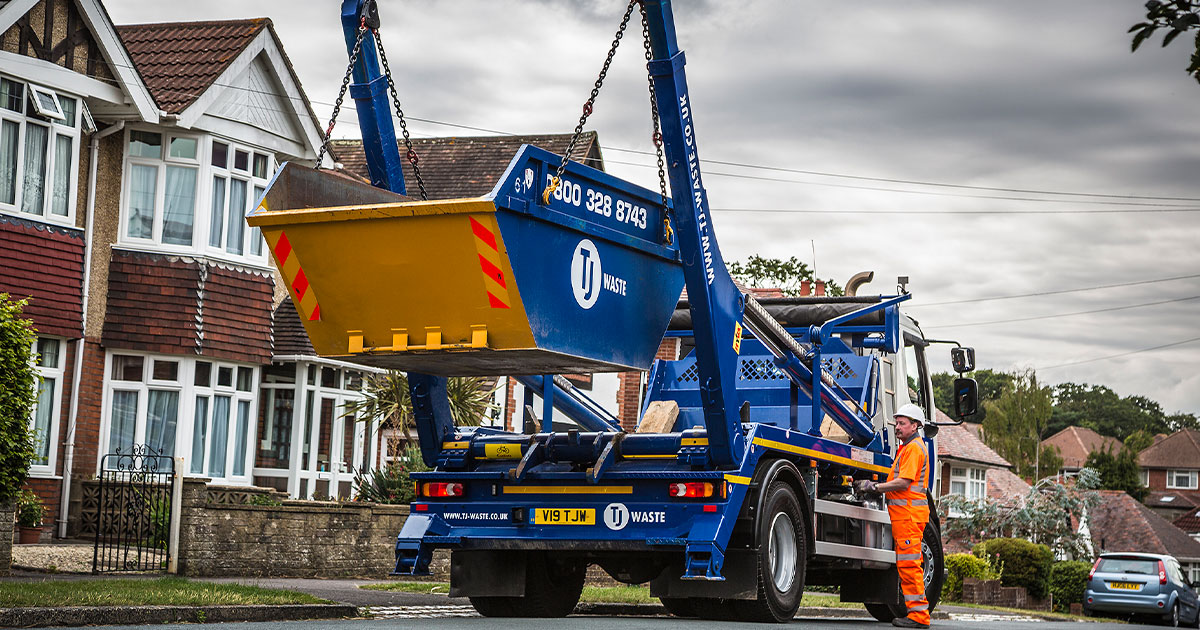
982,369,1057,481
932,368,1012,424
941,469,1102,559
342,371,498,460
1048,382,1172,440
1086,449,1148,501
727,255,843,296
0,294,38,504
1130,0,1200,84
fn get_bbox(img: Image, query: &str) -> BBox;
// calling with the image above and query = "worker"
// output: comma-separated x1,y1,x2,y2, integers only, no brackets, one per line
854,403,931,628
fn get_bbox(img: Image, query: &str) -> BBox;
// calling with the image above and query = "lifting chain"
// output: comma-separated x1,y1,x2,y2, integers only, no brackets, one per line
315,16,368,169
542,0,638,206
314,13,429,201
376,37,429,200
638,1,673,246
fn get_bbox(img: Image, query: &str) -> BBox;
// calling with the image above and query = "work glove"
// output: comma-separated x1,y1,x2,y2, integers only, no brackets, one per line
853,479,878,495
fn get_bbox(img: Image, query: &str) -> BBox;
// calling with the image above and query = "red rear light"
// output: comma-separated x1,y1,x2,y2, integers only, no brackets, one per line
1159,560,1168,585
669,482,714,498
1088,558,1101,581
422,482,465,498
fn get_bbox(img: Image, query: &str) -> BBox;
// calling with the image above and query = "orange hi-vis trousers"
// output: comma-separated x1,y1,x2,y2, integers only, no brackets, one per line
892,514,930,625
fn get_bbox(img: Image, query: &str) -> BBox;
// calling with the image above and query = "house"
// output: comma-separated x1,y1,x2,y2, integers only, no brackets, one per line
1139,430,1200,520
1172,509,1200,544
1090,490,1200,583
933,414,1014,503
1041,425,1122,476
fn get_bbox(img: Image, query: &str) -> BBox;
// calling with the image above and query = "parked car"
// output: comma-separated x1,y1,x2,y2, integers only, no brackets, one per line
1084,552,1200,626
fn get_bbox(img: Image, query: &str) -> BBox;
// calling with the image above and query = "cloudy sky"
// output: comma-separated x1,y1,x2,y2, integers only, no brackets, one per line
106,0,1200,415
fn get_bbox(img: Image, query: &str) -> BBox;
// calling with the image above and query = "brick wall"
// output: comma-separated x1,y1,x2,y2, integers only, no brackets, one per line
176,479,412,578
0,207,85,339
72,338,106,481
961,578,1052,611
22,479,59,542
0,501,13,576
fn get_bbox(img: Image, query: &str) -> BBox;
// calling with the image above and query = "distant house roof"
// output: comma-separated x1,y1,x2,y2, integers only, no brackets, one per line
272,297,314,357
1140,430,1200,470
986,467,1031,507
117,19,270,113
330,133,604,200
1042,426,1122,470
935,410,1010,468
1174,509,1200,536
1147,491,1200,510
1090,490,1200,561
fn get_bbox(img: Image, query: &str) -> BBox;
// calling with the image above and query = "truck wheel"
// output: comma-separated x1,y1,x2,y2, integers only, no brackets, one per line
735,481,806,623
863,520,945,622
691,598,737,620
659,597,697,617
468,596,518,617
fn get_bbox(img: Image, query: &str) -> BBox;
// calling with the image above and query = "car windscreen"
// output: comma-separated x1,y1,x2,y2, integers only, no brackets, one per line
1097,558,1159,575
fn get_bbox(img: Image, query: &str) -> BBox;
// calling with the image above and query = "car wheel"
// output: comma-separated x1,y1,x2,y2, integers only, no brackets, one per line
1165,601,1181,627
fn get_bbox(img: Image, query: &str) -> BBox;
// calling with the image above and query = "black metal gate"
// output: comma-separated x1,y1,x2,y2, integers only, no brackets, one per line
92,446,176,573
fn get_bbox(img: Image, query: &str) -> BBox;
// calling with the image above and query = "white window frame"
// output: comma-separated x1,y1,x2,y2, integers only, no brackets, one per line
949,466,988,501
1168,469,1198,490
28,337,65,477
98,352,257,484
28,84,65,121
0,74,81,225
117,128,271,267
1141,469,1150,488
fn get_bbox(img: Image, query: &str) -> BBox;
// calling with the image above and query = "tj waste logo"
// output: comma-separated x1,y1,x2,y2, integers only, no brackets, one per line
571,239,602,310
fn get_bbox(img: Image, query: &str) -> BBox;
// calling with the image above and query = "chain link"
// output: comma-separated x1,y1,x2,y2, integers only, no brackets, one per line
375,34,429,201
542,0,638,205
315,18,369,169
639,2,673,246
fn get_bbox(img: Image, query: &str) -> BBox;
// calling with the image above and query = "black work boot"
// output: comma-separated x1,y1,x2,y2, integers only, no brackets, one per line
891,617,930,629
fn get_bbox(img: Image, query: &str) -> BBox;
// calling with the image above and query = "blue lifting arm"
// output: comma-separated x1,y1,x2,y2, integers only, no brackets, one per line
340,0,454,466
642,0,747,468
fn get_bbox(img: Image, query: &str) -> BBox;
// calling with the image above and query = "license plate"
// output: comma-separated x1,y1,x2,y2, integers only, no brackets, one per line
533,508,595,525
1109,582,1140,590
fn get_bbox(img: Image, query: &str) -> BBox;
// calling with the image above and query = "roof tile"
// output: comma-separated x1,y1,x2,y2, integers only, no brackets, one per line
1042,426,1122,470
1091,490,1200,561
116,19,270,113
1139,430,1200,469
935,412,1010,468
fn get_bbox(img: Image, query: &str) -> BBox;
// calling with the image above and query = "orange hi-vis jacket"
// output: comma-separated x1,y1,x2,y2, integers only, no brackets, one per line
886,435,930,523
886,434,932,625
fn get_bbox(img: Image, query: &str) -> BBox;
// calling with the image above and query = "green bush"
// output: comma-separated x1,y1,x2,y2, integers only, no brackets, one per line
353,445,430,504
973,538,1054,599
0,294,37,504
942,553,1002,602
1049,561,1091,612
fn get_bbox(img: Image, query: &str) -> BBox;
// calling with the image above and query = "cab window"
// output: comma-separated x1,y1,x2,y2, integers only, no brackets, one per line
902,336,930,419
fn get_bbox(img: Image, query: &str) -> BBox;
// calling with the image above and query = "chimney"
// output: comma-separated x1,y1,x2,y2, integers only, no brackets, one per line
800,280,811,296
815,280,826,297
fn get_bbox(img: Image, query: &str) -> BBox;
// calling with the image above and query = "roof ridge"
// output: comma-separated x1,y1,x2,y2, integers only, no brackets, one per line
116,17,270,30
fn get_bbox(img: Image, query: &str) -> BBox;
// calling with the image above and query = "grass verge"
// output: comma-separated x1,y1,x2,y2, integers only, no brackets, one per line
361,582,450,595
0,578,328,608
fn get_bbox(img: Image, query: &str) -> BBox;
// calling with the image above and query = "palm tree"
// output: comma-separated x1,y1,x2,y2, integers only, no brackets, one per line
343,371,499,444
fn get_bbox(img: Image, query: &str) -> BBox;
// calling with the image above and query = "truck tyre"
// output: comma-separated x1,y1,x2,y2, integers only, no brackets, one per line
468,552,585,618
863,520,945,622
691,598,737,620
659,597,698,618
735,480,806,623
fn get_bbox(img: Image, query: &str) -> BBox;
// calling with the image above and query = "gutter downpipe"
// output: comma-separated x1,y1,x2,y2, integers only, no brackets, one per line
58,120,124,538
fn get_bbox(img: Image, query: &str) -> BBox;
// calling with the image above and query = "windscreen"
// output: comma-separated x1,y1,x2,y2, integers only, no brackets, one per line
1097,558,1158,575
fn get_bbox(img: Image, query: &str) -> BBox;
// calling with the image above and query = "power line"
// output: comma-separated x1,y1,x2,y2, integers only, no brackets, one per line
909,274,1200,308
924,295,1200,329
1038,336,1200,370
26,45,1200,208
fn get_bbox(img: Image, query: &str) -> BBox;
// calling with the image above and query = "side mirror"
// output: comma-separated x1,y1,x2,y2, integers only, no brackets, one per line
953,377,979,419
951,347,976,373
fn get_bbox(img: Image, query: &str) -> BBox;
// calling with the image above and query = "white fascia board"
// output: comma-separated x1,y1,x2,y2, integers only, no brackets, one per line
177,29,323,160
193,114,307,158
0,50,125,103
0,0,39,30
72,0,159,122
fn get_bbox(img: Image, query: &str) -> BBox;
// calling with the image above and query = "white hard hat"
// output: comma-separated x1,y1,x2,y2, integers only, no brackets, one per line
894,403,927,424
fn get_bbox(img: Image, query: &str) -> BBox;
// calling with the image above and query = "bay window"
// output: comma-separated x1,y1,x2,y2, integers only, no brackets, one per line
949,466,987,501
120,131,270,264
102,352,257,482
0,76,80,224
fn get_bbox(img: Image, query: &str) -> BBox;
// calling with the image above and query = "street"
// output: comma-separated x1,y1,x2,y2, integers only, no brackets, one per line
88,615,1135,630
